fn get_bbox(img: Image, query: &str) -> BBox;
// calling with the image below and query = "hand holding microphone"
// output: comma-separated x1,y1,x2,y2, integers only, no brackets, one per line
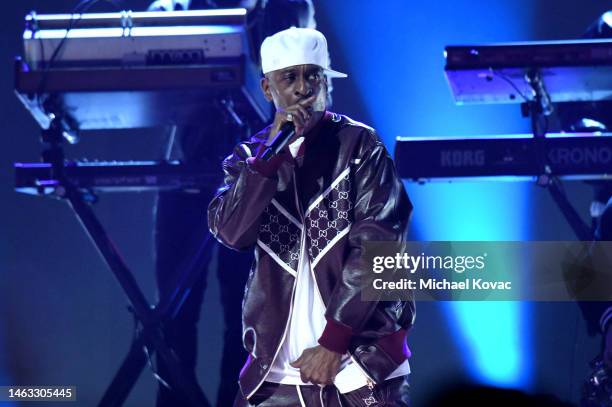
269,94,317,138
246,119,296,176
248,93,322,175
260,121,296,161
260,93,320,161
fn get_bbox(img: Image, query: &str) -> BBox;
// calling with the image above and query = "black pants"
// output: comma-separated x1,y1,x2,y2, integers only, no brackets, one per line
233,376,410,406
154,190,252,407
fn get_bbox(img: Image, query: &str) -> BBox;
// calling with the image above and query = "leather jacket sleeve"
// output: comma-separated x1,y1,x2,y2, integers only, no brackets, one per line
207,143,279,250
323,137,413,340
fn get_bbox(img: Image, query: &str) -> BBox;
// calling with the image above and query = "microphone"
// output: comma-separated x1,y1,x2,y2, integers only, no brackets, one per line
260,121,296,161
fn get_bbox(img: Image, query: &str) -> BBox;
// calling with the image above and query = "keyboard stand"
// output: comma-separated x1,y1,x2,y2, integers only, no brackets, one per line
523,70,593,241
40,117,212,407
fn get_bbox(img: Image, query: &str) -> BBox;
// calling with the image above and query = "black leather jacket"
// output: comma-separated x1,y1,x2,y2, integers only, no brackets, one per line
208,112,415,399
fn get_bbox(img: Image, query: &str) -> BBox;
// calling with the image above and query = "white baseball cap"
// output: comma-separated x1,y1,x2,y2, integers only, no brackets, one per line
260,27,347,78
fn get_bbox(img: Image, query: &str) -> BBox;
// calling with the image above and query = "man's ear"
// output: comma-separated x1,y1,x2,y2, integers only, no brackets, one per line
260,76,273,102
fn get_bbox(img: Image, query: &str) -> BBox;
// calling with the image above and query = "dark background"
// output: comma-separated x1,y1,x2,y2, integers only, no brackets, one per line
1,1,611,405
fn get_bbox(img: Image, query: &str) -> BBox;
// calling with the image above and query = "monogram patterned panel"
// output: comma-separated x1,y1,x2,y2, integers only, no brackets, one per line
305,170,353,264
257,202,301,273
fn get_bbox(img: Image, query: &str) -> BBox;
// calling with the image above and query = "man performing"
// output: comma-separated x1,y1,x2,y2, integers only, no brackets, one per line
147,1,319,405
208,27,414,405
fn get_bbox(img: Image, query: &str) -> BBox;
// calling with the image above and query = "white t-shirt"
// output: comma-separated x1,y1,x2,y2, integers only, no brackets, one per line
267,137,410,393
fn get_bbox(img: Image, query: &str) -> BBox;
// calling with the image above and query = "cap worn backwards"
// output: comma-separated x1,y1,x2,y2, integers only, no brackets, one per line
260,27,347,78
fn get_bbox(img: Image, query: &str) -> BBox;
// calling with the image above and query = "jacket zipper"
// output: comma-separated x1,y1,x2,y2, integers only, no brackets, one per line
292,162,326,315
292,171,332,407
293,168,376,402
246,170,302,400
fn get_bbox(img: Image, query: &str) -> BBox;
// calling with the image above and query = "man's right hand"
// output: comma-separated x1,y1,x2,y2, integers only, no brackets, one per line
268,94,318,142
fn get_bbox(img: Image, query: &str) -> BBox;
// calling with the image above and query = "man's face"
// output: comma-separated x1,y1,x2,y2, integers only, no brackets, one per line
261,64,328,113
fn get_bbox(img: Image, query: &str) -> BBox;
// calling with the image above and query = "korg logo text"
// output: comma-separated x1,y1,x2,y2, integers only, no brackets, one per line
441,150,485,167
